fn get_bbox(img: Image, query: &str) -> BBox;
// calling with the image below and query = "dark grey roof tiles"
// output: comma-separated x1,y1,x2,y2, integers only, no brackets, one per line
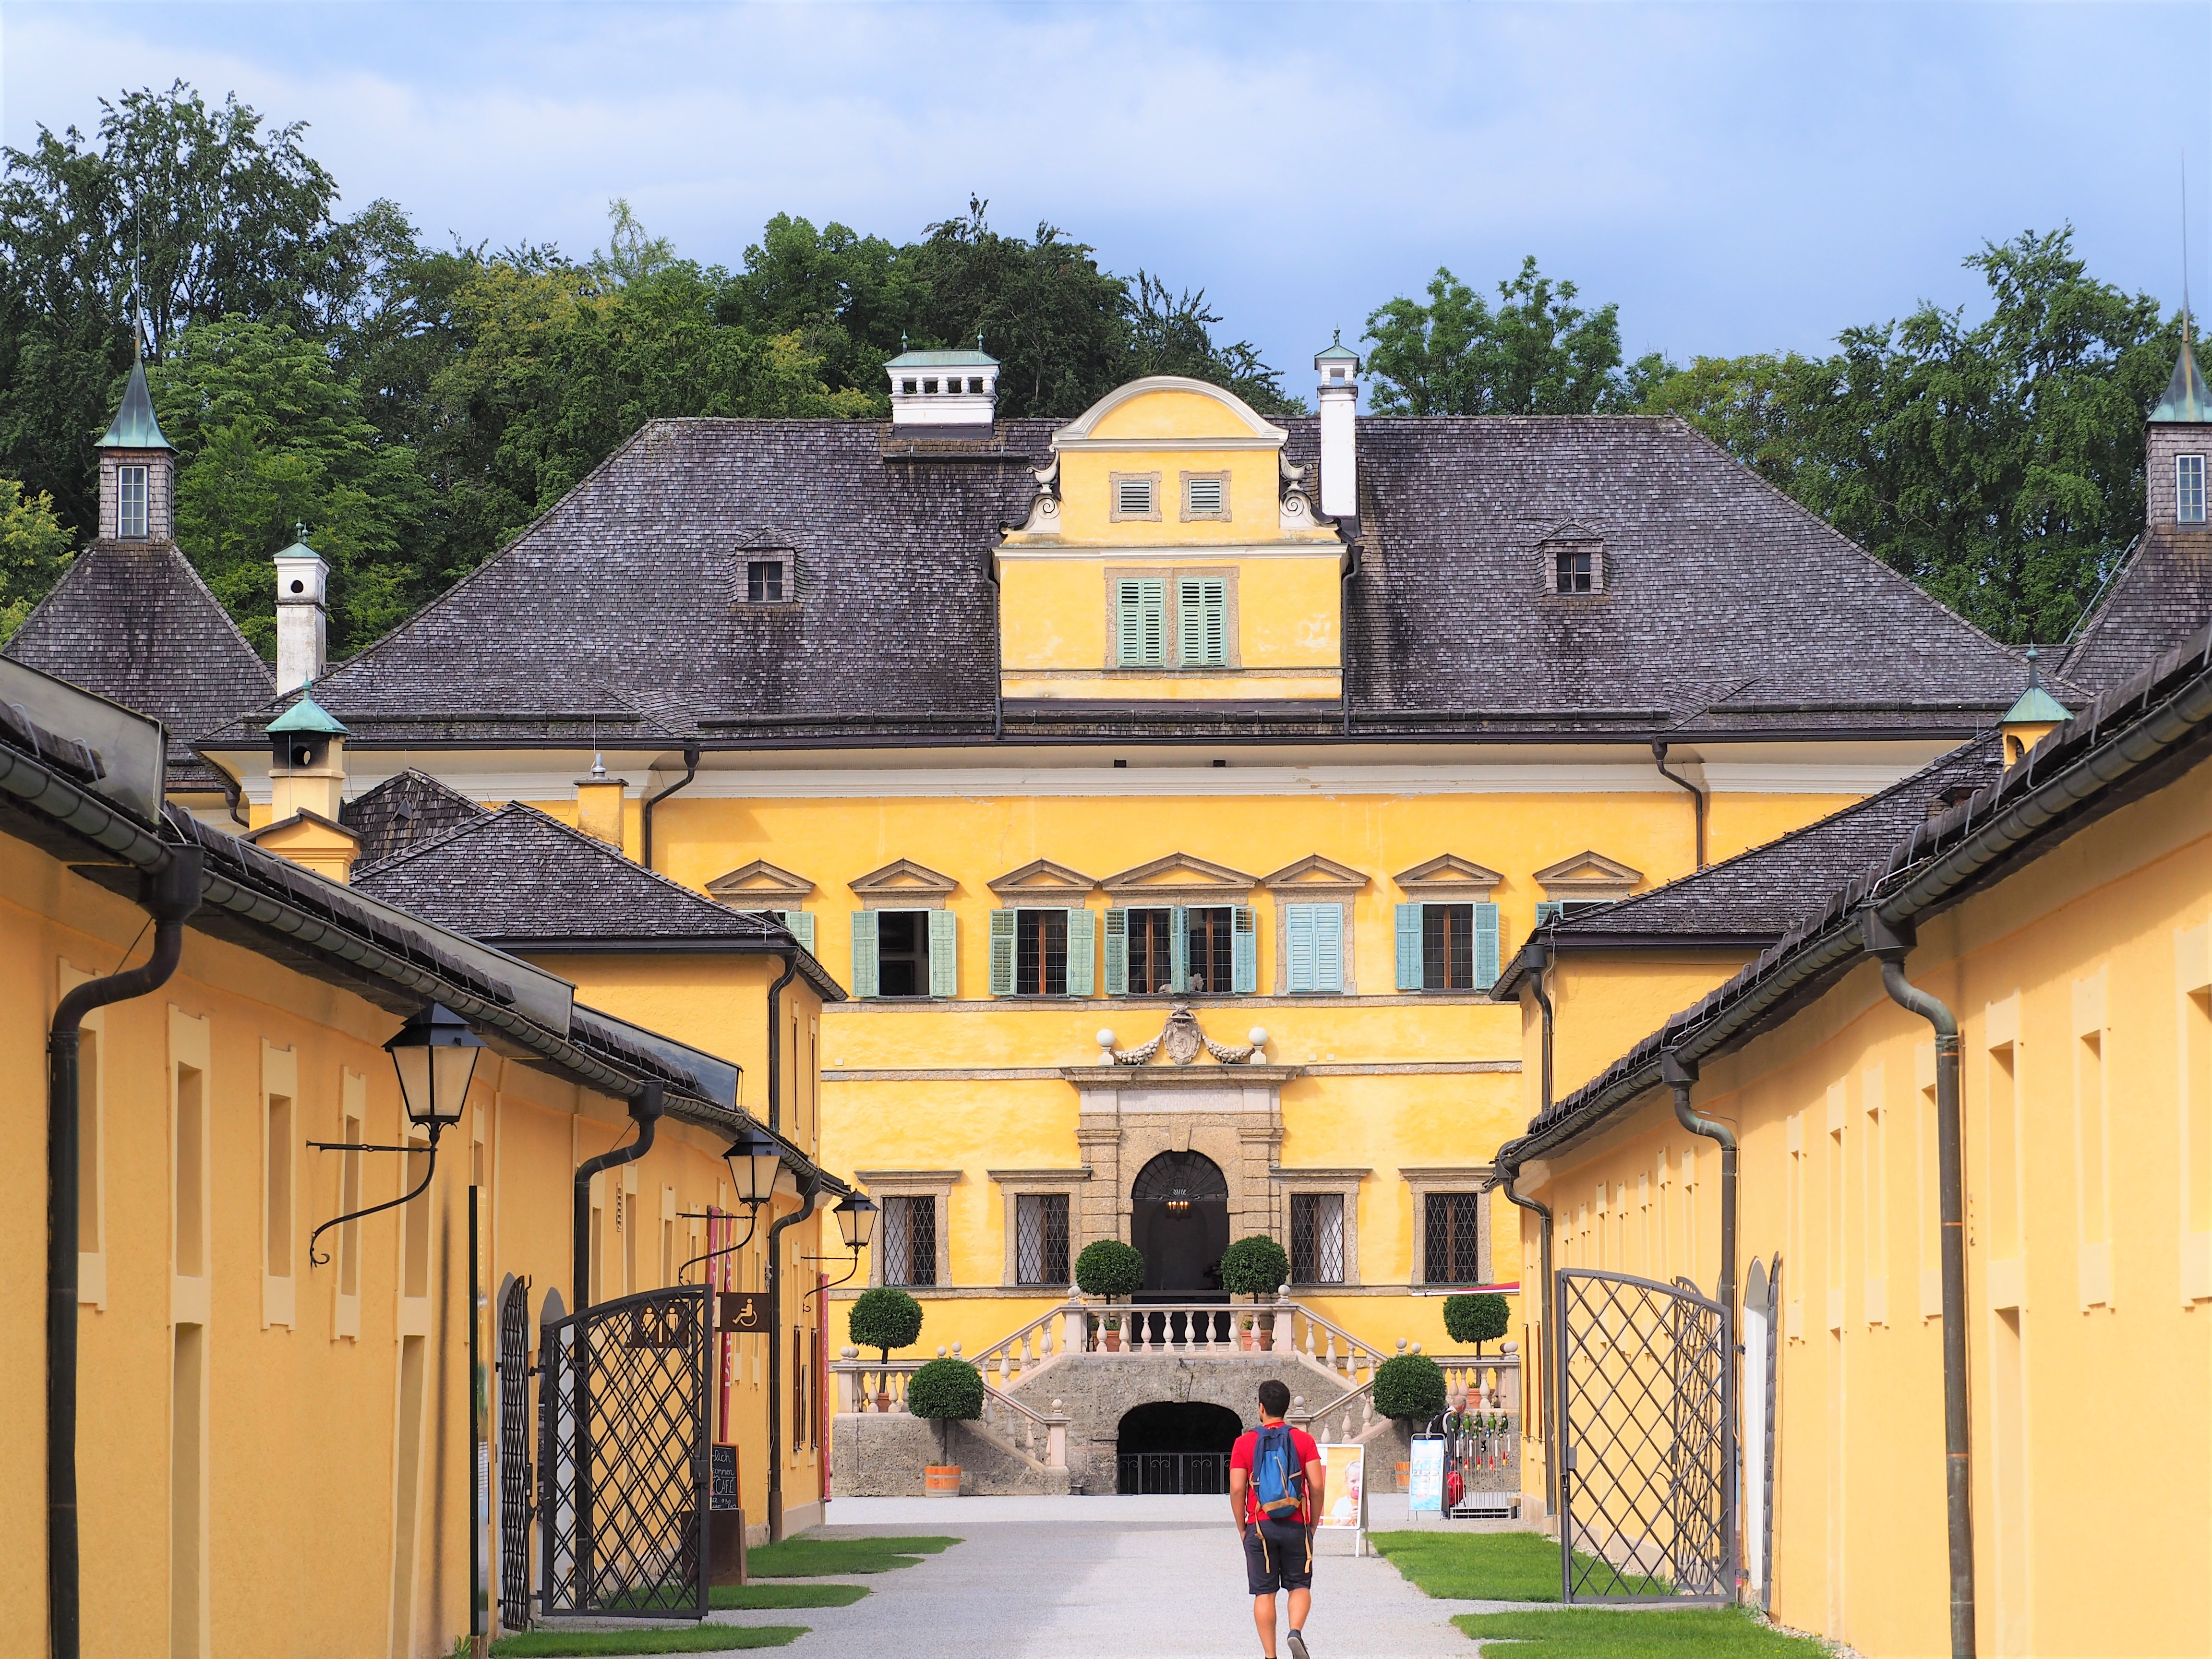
2060,524,2212,693
342,769,489,871
5,539,274,786
199,414,2037,751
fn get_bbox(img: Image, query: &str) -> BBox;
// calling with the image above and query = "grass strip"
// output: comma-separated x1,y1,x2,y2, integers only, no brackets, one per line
1452,1607,1831,1656
744,1535,960,1578
1371,1531,1668,1602
489,1628,806,1656
710,1583,868,1609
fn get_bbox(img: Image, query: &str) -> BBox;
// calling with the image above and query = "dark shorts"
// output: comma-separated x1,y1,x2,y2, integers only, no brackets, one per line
1243,1520,1314,1595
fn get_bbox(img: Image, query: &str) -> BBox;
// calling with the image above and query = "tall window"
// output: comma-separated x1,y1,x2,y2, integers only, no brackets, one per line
1184,905,1235,993
1290,1193,1345,1285
118,465,149,539
1423,903,1476,989
1108,904,1253,995
1126,907,1179,994
879,1195,938,1287
876,911,932,997
2181,454,2207,524
1015,908,1068,996
1282,902,1345,993
1423,1192,1483,1285
1177,578,1228,666
1115,578,1167,666
1015,1193,1070,1285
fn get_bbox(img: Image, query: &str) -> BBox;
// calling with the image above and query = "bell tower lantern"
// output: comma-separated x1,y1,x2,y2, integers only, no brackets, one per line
95,359,175,542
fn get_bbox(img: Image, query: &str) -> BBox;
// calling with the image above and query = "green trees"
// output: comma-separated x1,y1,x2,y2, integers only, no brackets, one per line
1219,1235,1290,1301
1074,1239,1144,1302
0,480,73,640
1442,1293,1510,1355
847,1286,925,1365
905,1357,984,1463
1371,1353,1447,1422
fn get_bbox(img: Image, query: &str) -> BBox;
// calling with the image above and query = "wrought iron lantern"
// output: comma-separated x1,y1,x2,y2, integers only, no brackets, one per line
723,1124,786,1209
385,1001,485,1142
832,1192,878,1251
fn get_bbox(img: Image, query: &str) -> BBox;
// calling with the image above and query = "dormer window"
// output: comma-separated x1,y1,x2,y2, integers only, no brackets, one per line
1556,548,1593,592
732,540,796,606
2180,454,2206,523
118,465,148,540
1541,533,1604,595
746,560,785,602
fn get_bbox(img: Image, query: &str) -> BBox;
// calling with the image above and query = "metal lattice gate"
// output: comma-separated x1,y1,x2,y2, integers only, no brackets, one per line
538,1285,710,1619
496,1277,534,1631
1555,1269,1735,1604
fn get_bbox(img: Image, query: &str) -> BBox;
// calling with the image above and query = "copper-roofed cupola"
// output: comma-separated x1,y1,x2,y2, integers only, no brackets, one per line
2147,331,2212,532
886,340,998,432
95,358,175,542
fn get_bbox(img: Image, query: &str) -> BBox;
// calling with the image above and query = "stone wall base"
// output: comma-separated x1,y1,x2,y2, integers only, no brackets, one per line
831,1413,1072,1497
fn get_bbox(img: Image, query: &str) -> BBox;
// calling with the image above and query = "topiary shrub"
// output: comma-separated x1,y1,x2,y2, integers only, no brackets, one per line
848,1286,924,1364
1219,1234,1290,1301
1372,1352,1448,1423
1443,1292,1511,1355
1075,1238,1144,1302
905,1356,984,1462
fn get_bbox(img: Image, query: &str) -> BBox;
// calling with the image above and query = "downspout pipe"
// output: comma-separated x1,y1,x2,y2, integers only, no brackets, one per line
1661,1047,1739,1603
1490,1147,1555,1520
572,1081,664,1314
640,744,700,873
1865,912,1975,1659
1653,741,1708,870
49,845,202,1659
1529,947,1556,1118
764,1174,820,1542
765,953,800,1132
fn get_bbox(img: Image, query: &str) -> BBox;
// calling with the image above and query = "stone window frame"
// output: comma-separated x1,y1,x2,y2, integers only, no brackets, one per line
1102,565,1242,672
1261,855,1368,997
735,548,797,606
987,1167,1091,1289
1399,1166,1497,1289
1179,469,1232,523
1271,1166,1369,1287
1109,470,1163,522
854,1169,960,1290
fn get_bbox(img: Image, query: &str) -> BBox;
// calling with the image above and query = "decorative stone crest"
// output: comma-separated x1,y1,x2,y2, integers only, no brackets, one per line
1097,999,1266,1067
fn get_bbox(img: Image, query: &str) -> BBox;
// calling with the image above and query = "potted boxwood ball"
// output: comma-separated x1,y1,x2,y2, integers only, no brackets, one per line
848,1286,924,1411
1373,1352,1448,1491
1443,1291,1511,1357
1075,1239,1144,1349
907,1356,984,1496
1219,1235,1289,1350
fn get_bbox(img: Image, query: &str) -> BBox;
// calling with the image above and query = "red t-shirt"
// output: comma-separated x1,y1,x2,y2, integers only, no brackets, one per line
1231,1424,1321,1525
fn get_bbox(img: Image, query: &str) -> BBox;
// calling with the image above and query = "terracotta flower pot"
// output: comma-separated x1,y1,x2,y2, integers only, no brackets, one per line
925,1464,962,1498
876,1393,892,1413
1103,1331,1121,1352
1257,1324,1274,1352
1239,1325,1255,1350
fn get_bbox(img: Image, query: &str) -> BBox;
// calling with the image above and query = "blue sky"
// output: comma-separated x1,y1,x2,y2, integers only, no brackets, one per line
5,1,2210,399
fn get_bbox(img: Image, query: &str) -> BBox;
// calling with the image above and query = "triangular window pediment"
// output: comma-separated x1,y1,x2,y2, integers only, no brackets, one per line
986,858,1098,900
1532,849,1643,899
1259,854,1369,897
1394,854,1504,900
706,858,815,905
848,857,959,898
1101,851,1260,904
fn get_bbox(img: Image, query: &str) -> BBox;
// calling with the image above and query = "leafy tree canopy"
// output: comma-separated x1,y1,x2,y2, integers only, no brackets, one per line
0,479,73,641
1074,1238,1145,1302
1371,1352,1448,1422
847,1286,925,1363
1219,1234,1290,1300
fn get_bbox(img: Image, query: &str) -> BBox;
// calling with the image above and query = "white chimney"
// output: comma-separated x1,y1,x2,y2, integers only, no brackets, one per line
273,530,329,694
1315,335,1361,519
886,340,999,431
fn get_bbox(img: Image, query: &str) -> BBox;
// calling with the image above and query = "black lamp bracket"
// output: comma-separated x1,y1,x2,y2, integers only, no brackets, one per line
676,1204,765,1284
306,1127,443,1267
799,1250,864,1310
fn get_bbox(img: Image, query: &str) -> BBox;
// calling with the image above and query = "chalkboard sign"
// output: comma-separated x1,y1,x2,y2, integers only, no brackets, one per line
711,1444,740,1511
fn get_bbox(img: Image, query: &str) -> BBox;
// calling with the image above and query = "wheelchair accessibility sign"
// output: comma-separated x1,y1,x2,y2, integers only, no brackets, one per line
717,1291,769,1332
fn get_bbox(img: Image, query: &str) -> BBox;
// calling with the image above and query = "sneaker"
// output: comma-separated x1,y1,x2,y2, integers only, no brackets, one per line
1287,1632,1310,1659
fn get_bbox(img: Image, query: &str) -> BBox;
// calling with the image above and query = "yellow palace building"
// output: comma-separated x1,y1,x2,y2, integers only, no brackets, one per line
16,344,2044,1510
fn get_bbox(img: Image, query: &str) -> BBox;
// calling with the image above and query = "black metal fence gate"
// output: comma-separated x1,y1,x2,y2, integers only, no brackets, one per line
1555,1269,1735,1605
1117,1451,1229,1493
497,1276,534,1631
538,1285,711,1619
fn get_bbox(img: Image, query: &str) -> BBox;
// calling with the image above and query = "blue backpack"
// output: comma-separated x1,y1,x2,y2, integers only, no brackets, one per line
1251,1424,1304,1524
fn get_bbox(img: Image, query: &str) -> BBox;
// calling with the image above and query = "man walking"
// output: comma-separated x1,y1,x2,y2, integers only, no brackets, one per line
1228,1379,1327,1659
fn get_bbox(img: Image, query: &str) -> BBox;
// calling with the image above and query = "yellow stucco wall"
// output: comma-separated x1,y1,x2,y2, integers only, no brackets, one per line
1520,755,2212,1657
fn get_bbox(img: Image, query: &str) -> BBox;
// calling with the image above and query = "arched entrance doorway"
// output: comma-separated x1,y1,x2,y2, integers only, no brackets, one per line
1131,1150,1230,1297
1115,1401,1243,1494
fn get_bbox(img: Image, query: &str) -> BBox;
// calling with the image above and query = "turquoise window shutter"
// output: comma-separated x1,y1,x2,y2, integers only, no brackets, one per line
1178,577,1228,666
928,909,959,998
1102,908,1129,996
987,908,1017,996
1284,903,1315,992
850,910,879,999
1534,901,1563,925
1117,578,1166,667
1474,902,1501,990
778,910,816,954
1395,903,1424,991
1169,905,1190,993
1312,903,1345,992
1066,907,1096,997
1231,905,1258,994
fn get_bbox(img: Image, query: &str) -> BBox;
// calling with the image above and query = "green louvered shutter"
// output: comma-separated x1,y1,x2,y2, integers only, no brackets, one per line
1312,903,1345,992
1231,906,1258,994
927,909,959,998
1116,578,1166,667
1169,905,1190,992
1178,577,1228,666
1395,903,1424,991
986,908,1016,996
1066,907,1096,997
778,910,816,953
1284,903,1316,992
1474,902,1502,990
1102,908,1129,995
850,911,879,999
1534,901,1563,926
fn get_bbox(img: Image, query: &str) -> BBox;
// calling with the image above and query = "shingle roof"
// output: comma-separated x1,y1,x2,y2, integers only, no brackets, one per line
3,539,274,790
2060,523,2212,693
350,800,844,998
197,414,2041,753
342,769,488,872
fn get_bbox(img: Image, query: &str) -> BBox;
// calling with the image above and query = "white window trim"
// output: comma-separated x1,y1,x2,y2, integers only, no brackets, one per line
2180,454,2207,524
